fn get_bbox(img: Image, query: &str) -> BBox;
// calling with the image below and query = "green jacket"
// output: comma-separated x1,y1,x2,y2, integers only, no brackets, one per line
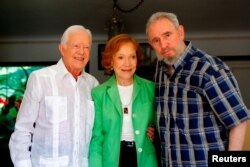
89,74,158,167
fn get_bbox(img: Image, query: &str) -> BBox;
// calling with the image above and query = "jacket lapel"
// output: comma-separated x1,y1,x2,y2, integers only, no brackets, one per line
132,75,141,114
106,75,142,116
106,75,123,116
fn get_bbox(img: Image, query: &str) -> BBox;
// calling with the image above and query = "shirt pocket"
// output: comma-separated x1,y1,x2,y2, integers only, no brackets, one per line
45,96,67,124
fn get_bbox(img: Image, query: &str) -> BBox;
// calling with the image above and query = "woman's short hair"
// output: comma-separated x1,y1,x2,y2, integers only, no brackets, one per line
102,34,144,74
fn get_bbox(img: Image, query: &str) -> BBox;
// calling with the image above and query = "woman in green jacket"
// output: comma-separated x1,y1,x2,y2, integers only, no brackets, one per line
88,34,158,167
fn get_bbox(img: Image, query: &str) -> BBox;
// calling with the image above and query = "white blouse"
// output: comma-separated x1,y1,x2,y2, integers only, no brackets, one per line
118,84,135,142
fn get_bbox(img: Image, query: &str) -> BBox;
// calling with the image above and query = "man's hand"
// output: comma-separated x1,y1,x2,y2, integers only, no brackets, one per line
147,126,155,141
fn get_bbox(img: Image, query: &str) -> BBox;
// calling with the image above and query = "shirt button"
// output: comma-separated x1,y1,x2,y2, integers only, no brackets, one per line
135,130,140,135
132,114,136,118
138,148,142,152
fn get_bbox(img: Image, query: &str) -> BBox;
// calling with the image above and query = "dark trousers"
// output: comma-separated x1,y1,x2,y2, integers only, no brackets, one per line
119,141,137,167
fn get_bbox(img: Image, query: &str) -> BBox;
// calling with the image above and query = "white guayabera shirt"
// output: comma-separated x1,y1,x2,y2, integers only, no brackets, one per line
9,59,99,167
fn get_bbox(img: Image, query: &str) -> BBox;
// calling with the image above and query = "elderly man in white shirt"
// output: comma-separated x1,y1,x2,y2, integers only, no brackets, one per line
9,25,99,167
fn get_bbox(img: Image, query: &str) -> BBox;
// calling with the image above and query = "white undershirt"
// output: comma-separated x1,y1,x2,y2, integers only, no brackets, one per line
118,84,135,141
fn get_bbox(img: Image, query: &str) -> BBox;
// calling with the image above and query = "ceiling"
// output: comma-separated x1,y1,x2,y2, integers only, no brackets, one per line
1,0,250,41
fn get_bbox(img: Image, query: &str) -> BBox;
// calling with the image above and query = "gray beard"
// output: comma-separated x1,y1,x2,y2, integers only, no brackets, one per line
156,53,182,65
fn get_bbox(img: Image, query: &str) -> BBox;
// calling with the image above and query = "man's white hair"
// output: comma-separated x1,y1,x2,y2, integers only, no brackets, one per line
60,25,92,46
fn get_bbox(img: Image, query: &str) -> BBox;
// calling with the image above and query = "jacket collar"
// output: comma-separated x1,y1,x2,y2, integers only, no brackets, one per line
106,74,141,116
